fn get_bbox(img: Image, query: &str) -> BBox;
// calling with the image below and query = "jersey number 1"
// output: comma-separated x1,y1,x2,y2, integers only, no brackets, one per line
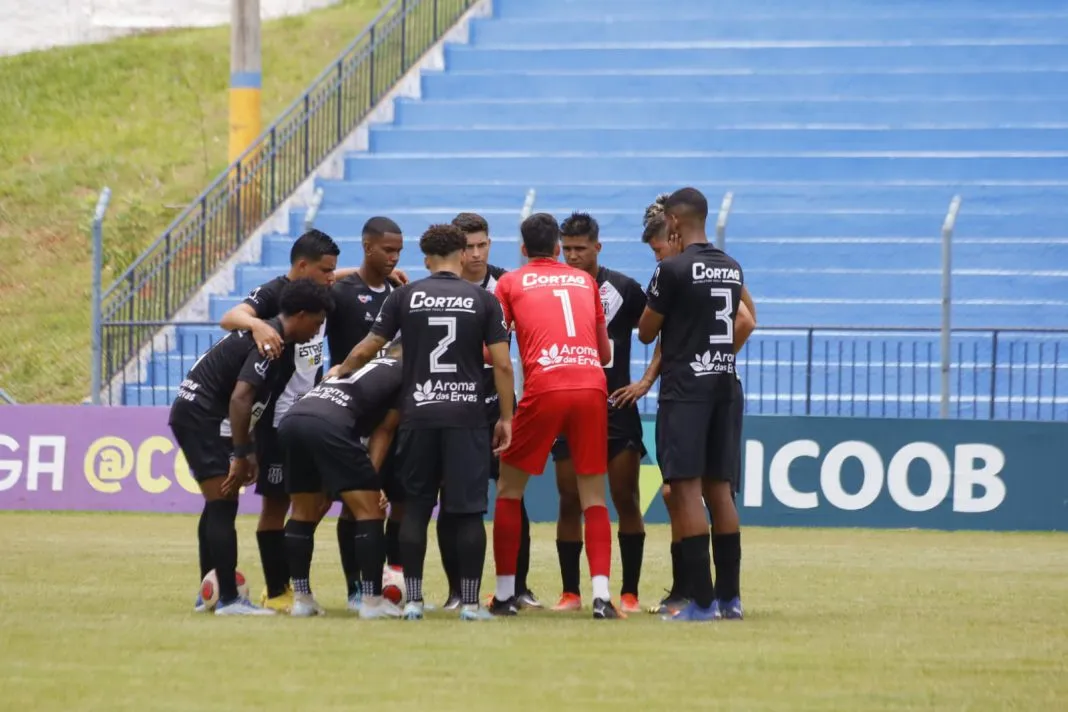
552,289,577,338
428,316,457,373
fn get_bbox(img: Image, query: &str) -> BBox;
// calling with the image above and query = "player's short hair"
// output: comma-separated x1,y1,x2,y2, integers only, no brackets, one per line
362,216,403,239
451,212,489,236
289,229,340,264
279,278,335,315
664,187,708,223
520,212,560,258
641,194,670,243
560,211,600,242
419,224,468,257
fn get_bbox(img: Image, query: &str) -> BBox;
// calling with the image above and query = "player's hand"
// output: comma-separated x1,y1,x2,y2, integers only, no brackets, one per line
221,456,253,497
325,364,344,380
251,321,283,359
609,379,653,409
379,490,389,510
492,419,513,456
387,268,410,287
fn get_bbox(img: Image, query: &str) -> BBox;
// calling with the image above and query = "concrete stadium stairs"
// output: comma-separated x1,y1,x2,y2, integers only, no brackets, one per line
123,0,1068,419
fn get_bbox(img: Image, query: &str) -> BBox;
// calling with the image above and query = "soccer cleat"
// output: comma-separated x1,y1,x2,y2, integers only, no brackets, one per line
442,593,462,611
648,590,689,616
347,591,362,613
214,598,277,616
290,594,326,618
489,597,518,617
720,597,744,620
194,592,210,613
360,598,404,620
551,592,582,612
459,605,495,621
592,598,622,620
261,587,295,614
516,589,543,609
619,593,642,615
666,600,721,622
402,601,425,620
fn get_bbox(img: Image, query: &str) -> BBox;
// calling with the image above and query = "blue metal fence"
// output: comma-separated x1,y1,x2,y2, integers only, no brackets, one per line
97,0,477,399
119,323,1068,422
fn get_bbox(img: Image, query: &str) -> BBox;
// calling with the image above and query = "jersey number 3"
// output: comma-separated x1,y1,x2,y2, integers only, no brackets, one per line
709,288,734,345
428,316,457,373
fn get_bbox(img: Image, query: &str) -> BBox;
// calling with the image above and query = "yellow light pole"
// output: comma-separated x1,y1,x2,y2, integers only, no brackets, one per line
229,0,262,164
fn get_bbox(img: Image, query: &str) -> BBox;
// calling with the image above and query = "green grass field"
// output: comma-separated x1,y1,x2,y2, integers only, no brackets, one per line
0,0,386,405
2,513,1065,711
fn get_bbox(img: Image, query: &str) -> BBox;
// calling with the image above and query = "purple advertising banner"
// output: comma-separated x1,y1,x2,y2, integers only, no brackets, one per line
0,405,272,515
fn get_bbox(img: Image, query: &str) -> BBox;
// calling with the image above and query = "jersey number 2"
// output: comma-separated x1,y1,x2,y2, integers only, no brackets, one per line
428,316,457,373
709,288,734,345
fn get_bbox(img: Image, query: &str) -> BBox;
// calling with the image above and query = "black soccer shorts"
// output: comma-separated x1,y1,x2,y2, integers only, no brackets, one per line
277,414,380,499
655,387,741,484
253,425,287,498
170,423,232,484
394,427,491,515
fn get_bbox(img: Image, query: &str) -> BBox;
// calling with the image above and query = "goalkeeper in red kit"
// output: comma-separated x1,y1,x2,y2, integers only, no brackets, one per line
489,213,621,620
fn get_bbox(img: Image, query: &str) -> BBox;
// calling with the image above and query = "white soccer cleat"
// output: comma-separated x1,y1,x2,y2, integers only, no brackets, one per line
290,593,326,618
214,598,276,616
347,591,362,614
401,601,425,620
359,597,404,620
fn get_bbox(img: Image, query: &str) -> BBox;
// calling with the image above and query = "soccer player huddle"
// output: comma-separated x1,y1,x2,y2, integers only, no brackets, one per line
169,186,756,622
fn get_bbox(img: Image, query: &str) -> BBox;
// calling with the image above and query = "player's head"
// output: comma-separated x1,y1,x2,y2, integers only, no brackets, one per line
289,229,340,286
520,212,561,260
361,216,404,278
278,278,334,343
663,187,708,236
420,223,468,274
452,212,491,276
560,211,602,274
642,194,680,262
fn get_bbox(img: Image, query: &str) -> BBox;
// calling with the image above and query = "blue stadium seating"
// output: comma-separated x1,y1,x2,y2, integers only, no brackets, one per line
123,0,1068,419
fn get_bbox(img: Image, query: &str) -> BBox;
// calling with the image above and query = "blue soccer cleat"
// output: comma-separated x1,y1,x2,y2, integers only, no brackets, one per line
665,600,721,622
720,597,744,620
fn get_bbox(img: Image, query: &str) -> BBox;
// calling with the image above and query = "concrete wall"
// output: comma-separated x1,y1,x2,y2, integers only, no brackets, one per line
0,0,342,57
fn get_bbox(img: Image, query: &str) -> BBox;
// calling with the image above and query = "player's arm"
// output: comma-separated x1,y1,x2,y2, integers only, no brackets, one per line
367,408,401,472
221,304,283,359
638,264,673,344
734,301,756,353
610,338,661,408
740,286,756,323
637,308,664,345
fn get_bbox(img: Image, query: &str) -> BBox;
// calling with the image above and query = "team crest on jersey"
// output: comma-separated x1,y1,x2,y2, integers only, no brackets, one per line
267,464,284,484
358,294,373,303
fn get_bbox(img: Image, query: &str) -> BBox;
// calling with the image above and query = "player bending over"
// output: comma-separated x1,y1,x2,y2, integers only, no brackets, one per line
637,188,754,622
550,212,654,614
491,213,621,620
434,212,540,611
332,224,515,621
277,345,405,619
326,216,405,612
170,279,332,615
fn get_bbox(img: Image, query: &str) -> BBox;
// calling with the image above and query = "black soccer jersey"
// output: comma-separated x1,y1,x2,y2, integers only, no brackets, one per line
646,243,743,403
168,318,294,436
470,264,508,421
242,275,326,427
327,273,393,366
597,266,646,393
285,356,403,438
371,272,509,428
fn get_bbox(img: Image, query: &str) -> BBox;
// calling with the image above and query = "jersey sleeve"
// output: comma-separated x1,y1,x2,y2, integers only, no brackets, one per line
370,287,403,342
623,276,648,327
242,279,282,319
482,291,509,346
645,262,677,315
236,347,275,391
